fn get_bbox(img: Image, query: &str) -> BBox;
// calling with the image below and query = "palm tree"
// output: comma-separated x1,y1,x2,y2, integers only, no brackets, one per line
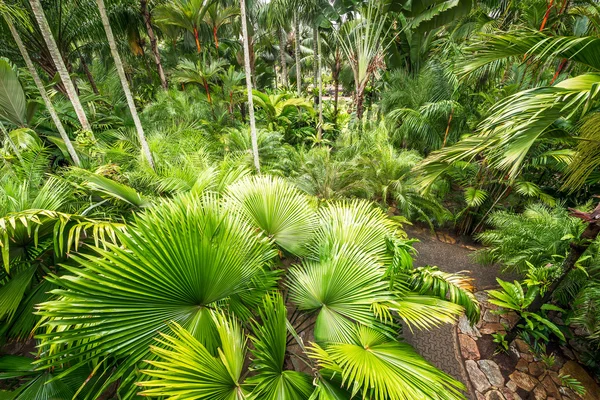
337,1,389,121
28,0,92,133
2,13,80,166
173,58,226,118
221,65,245,116
154,0,214,53
417,32,600,190
140,0,168,90
95,0,155,170
203,3,238,50
240,0,260,172
35,178,477,399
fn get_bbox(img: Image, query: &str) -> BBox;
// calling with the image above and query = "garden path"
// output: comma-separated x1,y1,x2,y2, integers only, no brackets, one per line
403,225,518,400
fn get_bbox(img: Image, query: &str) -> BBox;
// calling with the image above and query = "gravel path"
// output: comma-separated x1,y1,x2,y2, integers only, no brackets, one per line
402,226,517,399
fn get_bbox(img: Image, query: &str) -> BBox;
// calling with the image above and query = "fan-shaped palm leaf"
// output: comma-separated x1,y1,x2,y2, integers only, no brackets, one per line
139,316,246,400
36,193,277,398
246,293,313,399
288,244,392,343
225,175,316,255
307,325,465,400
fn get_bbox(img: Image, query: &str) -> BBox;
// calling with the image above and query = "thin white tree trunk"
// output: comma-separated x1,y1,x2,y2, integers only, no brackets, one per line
29,0,92,134
240,0,260,173
295,12,301,95
5,15,81,166
96,0,155,170
312,25,318,105
317,29,323,140
279,27,288,87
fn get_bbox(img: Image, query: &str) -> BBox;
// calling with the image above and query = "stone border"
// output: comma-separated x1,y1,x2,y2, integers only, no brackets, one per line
457,291,600,400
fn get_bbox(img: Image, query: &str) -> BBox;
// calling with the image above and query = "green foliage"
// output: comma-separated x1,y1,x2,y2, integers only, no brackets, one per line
488,278,565,344
307,325,465,400
0,60,26,127
225,175,316,255
474,204,584,273
560,374,587,396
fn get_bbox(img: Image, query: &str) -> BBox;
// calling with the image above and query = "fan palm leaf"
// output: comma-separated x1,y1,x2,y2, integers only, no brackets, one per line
288,244,392,343
139,317,246,400
225,175,316,255
307,325,465,400
36,193,277,398
246,293,313,399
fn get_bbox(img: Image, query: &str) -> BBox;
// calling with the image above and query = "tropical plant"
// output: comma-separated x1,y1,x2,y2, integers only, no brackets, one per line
29,178,477,399
174,57,226,108
252,90,314,131
154,0,214,53
28,0,93,132
474,204,584,272
488,278,566,345
337,1,390,120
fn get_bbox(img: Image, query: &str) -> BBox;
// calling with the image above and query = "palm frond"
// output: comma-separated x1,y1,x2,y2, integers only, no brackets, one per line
139,317,246,400
307,325,465,400
225,175,316,256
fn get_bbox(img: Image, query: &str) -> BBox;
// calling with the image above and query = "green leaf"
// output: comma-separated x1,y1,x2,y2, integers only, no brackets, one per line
139,317,246,400
226,175,316,256
36,194,276,398
0,60,26,127
307,325,465,400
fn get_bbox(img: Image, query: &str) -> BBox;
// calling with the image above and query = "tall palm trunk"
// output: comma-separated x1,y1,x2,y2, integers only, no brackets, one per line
96,0,155,170
317,29,323,141
141,0,167,90
29,0,92,134
294,12,301,95
312,25,318,105
240,0,260,173
5,15,81,166
333,50,340,122
279,27,288,87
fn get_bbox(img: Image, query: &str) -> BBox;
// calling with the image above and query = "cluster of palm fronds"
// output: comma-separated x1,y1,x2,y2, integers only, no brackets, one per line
0,175,479,399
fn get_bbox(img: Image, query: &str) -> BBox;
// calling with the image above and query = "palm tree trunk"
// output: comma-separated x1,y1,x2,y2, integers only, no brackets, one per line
317,29,323,141
333,51,340,121
96,0,155,170
29,0,92,134
193,27,202,53
213,27,219,49
294,12,301,95
78,52,99,95
240,0,260,173
5,15,81,167
279,27,288,87
140,0,167,90
356,84,365,121
312,25,318,105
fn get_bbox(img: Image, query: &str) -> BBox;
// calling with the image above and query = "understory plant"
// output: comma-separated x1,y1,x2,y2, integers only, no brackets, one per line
3,176,482,399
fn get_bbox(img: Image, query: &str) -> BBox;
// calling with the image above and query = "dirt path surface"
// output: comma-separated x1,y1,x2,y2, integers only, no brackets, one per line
402,225,517,399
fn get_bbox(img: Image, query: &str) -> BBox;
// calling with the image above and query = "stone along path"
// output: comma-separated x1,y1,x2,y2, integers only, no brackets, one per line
402,226,517,399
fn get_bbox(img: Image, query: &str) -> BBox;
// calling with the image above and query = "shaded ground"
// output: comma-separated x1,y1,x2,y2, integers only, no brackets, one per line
402,225,518,399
